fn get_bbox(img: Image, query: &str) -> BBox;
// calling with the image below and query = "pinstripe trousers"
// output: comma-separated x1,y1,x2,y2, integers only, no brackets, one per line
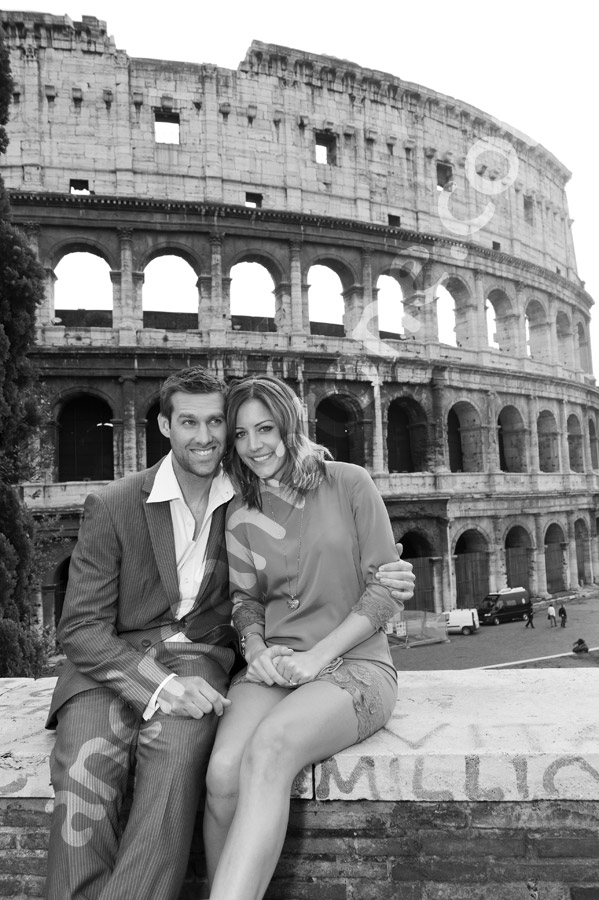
45,654,228,900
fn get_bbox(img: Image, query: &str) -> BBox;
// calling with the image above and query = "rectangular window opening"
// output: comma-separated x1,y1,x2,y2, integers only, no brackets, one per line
436,162,453,191
524,196,534,225
70,179,90,195
492,241,501,251
388,214,401,227
315,131,337,166
245,192,263,209
154,111,180,144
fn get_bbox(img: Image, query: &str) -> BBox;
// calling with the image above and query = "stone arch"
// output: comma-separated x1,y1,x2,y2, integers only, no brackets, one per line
504,524,533,593
537,409,560,472
439,274,471,348
54,248,114,326
487,287,516,353
57,393,114,482
525,297,551,361
306,262,350,337
315,392,365,466
396,529,436,612
229,260,277,332
544,522,566,594
226,249,284,286
556,310,574,368
497,405,527,473
375,274,404,336
140,243,202,277
575,320,592,373
49,237,117,271
567,413,584,473
447,400,483,472
386,396,428,472
454,527,490,607
142,253,200,329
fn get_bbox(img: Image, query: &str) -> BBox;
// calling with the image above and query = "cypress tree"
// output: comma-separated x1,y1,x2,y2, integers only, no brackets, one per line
0,26,47,676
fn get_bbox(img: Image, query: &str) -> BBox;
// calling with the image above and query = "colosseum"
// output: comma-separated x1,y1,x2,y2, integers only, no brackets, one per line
2,11,598,625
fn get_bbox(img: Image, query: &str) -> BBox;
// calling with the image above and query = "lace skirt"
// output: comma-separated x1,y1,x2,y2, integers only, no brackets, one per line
231,657,397,743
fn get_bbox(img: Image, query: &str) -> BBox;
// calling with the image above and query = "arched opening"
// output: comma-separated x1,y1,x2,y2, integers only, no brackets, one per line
230,261,276,332
486,289,515,353
435,284,457,346
497,406,527,473
315,395,364,466
146,401,170,467
396,530,435,612
544,523,566,594
567,414,584,473
58,395,114,482
556,311,573,368
575,518,590,585
386,398,428,472
376,274,404,337
54,251,113,327
454,530,489,608
504,525,532,593
537,410,560,473
525,299,550,361
143,255,198,330
589,418,599,470
447,402,483,472
308,265,345,337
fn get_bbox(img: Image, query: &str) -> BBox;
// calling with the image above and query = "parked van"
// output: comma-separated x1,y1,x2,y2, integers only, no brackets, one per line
444,608,480,635
478,587,532,626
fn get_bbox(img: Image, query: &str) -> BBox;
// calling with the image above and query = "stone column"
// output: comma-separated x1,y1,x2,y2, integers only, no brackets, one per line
430,557,444,613
209,234,225,340
221,276,232,331
533,517,549,597
111,417,124,480
360,248,377,336
526,395,540,473
558,400,570,473
274,282,292,334
198,274,213,332
114,229,136,329
40,267,57,334
120,376,137,476
514,282,529,358
590,517,599,584
371,374,384,474
455,269,486,350
342,284,365,338
431,367,448,472
136,418,147,471
289,241,306,334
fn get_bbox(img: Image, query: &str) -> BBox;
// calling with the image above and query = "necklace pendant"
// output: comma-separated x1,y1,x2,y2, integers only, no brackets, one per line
287,596,300,611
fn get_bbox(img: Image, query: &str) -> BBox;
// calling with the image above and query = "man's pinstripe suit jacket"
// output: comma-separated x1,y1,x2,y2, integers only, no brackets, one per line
47,460,235,727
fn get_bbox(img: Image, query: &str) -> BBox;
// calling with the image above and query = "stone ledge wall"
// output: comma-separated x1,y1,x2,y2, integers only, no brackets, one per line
3,797,599,899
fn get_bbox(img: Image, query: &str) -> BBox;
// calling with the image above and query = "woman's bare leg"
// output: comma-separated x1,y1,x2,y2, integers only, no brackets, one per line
203,683,288,885
208,680,358,900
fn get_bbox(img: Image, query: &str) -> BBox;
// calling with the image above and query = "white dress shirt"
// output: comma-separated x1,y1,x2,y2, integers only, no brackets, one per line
142,452,234,718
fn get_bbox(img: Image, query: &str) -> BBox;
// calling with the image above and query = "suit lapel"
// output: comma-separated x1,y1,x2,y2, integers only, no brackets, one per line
193,502,228,610
142,466,180,612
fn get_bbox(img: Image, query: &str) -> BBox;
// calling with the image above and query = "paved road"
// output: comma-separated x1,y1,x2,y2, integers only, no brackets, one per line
391,593,599,671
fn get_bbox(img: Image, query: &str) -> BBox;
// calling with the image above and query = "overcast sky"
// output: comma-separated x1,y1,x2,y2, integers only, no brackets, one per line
6,1,598,358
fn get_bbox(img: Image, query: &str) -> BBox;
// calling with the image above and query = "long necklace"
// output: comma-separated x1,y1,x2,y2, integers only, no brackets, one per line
264,490,305,611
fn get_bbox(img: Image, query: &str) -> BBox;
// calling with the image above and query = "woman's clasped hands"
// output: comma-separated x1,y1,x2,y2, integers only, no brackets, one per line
244,641,326,688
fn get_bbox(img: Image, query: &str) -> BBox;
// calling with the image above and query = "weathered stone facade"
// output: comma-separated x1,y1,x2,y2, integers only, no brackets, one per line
2,11,598,619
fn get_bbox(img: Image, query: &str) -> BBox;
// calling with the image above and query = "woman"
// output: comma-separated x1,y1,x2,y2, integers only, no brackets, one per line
203,375,406,900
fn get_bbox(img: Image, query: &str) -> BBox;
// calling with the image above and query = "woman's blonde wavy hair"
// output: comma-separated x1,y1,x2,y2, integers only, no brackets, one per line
224,375,331,509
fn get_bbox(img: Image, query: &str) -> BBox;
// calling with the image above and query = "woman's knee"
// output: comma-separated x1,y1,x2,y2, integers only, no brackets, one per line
241,719,294,781
206,743,243,802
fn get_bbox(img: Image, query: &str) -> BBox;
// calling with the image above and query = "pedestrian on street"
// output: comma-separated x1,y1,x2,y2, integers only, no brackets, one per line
558,604,567,628
547,603,557,627
525,607,535,628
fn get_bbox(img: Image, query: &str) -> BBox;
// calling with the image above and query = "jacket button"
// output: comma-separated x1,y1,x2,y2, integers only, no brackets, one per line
141,639,151,649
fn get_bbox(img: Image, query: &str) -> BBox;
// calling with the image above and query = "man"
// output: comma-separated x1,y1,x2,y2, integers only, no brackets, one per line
45,366,415,900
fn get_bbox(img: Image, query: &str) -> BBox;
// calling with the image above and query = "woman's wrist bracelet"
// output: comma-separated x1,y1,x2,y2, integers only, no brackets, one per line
240,630,265,657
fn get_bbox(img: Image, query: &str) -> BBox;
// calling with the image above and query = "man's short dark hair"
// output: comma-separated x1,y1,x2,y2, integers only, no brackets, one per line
159,366,227,421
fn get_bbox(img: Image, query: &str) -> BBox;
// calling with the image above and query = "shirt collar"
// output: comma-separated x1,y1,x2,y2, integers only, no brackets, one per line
147,452,234,506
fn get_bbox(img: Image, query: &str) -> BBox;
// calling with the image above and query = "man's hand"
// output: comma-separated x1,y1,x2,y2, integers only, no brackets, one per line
156,676,231,719
375,542,416,601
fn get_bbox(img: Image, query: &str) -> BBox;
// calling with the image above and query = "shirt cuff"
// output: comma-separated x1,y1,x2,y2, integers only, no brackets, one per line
142,672,178,721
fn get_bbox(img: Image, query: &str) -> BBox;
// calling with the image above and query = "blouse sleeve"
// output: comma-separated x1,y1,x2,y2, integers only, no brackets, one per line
225,499,265,634
344,465,404,630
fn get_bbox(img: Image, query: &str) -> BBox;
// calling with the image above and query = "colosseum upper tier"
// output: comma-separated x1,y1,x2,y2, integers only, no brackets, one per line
2,10,598,618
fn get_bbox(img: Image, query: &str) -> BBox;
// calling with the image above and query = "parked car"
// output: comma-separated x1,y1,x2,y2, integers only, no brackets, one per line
443,608,480,635
477,587,532,625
